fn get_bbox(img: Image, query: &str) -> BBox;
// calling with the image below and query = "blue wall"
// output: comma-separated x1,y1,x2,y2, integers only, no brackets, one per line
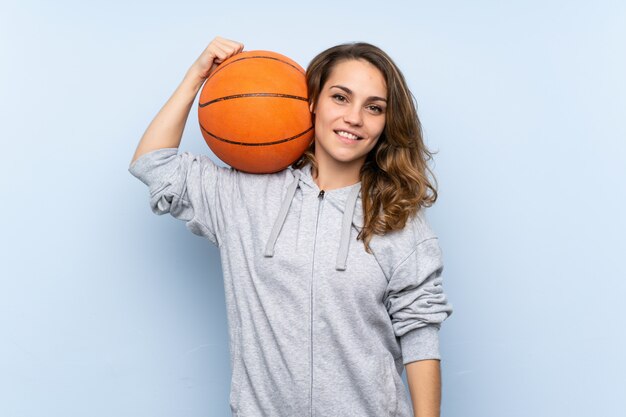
1,1,624,416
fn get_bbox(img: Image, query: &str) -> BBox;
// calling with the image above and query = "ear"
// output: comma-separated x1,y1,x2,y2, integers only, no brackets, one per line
309,101,315,114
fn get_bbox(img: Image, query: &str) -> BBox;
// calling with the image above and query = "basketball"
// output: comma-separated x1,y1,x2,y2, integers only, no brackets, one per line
198,50,314,174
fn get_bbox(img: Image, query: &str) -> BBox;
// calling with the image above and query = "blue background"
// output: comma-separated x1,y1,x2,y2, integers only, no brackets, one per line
1,1,625,416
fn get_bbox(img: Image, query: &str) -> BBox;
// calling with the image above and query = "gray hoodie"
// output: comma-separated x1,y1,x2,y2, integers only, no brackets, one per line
129,147,453,417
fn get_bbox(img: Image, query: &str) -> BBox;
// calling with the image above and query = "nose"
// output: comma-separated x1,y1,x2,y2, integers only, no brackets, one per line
343,104,363,126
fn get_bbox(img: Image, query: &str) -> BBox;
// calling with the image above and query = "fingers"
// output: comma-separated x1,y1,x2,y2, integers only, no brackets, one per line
209,43,229,63
188,36,245,81
208,36,244,63
214,36,245,53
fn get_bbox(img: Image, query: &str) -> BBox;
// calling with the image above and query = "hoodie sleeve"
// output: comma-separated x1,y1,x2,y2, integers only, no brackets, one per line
384,236,454,365
128,147,233,247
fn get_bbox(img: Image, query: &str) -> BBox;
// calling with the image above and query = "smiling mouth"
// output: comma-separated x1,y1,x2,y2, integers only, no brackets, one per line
334,130,362,140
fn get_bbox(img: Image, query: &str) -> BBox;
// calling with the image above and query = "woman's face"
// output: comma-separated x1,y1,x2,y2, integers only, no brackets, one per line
310,58,387,171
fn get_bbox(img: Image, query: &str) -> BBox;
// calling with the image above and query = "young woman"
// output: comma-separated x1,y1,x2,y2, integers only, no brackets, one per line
130,36,453,417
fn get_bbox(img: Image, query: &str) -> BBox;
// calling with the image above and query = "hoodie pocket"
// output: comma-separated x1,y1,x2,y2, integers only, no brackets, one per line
381,354,399,416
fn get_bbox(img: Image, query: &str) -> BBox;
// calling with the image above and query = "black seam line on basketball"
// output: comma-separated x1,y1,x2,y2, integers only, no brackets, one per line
199,93,308,107
200,125,313,146
206,55,305,82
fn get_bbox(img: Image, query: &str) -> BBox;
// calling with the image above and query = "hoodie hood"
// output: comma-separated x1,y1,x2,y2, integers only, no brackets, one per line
263,163,364,271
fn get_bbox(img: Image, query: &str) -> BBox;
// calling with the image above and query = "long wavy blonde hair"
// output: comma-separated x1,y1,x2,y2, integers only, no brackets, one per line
291,42,438,254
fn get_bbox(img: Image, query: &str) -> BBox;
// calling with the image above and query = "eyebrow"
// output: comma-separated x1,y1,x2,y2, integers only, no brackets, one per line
329,85,387,103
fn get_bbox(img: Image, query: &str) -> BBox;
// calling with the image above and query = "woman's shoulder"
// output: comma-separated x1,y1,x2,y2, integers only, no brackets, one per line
228,164,299,190
215,164,303,210
367,207,439,276
375,207,438,246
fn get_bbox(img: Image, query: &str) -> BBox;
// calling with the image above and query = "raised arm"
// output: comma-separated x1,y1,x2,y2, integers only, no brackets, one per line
129,36,244,166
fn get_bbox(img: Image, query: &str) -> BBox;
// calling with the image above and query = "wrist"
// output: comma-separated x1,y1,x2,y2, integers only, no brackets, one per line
181,69,207,93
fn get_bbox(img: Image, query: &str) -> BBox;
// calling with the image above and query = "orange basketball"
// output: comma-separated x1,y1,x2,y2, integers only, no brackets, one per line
198,50,314,174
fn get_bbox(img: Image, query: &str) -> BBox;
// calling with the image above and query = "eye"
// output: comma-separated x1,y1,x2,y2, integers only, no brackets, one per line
367,105,384,114
332,94,347,103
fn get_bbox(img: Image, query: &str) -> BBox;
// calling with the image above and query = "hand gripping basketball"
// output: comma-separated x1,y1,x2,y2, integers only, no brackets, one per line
189,36,245,81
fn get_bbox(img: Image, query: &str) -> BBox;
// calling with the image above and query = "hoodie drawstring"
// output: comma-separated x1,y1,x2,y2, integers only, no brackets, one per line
264,170,361,271
335,183,361,271
264,171,301,258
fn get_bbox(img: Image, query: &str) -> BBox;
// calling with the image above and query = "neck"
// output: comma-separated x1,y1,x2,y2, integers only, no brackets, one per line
311,153,364,191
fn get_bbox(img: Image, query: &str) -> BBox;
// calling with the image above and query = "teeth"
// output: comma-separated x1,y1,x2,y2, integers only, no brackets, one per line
337,130,359,140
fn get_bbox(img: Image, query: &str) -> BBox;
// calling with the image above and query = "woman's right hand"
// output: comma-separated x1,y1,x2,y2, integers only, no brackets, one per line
188,36,245,81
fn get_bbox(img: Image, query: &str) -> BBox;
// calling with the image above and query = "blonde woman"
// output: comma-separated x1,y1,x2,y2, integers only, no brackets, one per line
130,36,453,417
